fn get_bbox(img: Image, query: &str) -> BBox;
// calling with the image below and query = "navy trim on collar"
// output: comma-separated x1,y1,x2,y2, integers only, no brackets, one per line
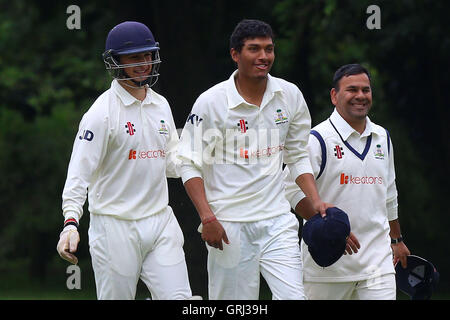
329,119,372,161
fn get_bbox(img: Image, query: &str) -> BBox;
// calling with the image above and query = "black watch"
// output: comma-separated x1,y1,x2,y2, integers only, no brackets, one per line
391,235,403,244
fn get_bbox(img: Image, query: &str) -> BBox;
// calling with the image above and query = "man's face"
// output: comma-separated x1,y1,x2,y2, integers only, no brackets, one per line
119,51,153,82
330,73,372,123
231,37,274,80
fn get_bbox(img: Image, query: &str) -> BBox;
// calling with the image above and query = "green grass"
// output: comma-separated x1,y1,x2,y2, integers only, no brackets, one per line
0,272,166,300
1,287,449,300
0,266,447,300
0,279,96,300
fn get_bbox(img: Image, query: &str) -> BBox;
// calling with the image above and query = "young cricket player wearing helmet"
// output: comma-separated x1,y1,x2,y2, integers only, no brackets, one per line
57,21,198,300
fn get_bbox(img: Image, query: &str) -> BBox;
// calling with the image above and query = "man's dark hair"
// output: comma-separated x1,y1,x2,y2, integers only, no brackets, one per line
333,64,371,91
230,19,274,52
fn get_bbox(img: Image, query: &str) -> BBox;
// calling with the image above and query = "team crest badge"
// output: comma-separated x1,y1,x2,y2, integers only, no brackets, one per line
374,144,385,159
274,109,288,125
158,120,169,135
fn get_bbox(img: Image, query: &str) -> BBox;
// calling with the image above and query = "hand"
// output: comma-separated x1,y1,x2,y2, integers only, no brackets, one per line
392,242,410,268
201,220,229,250
344,232,361,255
312,199,334,217
57,225,80,264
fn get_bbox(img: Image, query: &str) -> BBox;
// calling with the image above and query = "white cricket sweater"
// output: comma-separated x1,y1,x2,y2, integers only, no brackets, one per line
62,80,180,222
178,70,313,222
284,109,398,282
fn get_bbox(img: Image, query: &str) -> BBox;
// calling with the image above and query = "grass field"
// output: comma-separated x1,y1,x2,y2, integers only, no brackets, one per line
1,282,448,300
0,265,447,300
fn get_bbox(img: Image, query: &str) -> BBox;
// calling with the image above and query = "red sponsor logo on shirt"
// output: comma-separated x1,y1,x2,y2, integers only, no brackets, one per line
239,148,249,159
128,149,165,160
339,173,383,185
239,145,284,159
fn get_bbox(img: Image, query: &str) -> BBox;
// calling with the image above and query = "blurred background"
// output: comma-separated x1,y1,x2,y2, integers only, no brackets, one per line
0,0,449,299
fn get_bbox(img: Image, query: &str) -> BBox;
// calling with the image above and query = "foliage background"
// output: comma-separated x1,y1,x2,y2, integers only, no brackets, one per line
0,0,448,299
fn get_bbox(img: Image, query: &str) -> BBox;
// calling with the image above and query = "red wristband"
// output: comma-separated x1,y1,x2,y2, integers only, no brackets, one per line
64,218,79,229
202,216,217,225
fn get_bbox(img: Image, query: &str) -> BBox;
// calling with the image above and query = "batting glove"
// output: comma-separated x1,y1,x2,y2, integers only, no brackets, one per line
57,225,80,265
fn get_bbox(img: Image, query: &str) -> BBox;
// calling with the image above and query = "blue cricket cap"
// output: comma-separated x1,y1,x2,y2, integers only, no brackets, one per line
395,255,439,300
302,207,350,267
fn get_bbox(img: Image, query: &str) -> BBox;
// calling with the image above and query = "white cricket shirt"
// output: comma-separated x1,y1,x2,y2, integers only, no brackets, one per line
284,109,398,282
177,70,313,222
62,79,180,222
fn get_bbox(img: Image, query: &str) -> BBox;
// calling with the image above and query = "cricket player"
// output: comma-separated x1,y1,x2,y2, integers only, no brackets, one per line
284,64,410,299
177,19,329,300
56,21,194,300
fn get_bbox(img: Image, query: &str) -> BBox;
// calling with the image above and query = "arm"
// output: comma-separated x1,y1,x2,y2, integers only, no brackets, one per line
294,173,328,216
389,219,410,268
165,111,181,179
183,177,214,222
284,89,329,215
284,132,328,218
58,108,109,263
183,177,229,250
294,197,317,221
62,111,109,223
283,133,359,254
385,135,410,267
177,96,229,250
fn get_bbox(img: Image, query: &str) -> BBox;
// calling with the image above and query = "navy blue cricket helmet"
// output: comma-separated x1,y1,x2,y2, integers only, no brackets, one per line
395,255,439,300
102,21,161,87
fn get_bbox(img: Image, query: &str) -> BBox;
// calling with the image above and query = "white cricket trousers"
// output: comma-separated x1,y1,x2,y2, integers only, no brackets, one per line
88,207,192,300
304,273,396,300
206,213,306,300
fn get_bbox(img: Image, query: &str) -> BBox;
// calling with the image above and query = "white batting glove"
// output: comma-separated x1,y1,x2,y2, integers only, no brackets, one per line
57,225,80,264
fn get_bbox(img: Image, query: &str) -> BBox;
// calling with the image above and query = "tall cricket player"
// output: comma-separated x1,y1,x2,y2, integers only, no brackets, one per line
177,19,330,300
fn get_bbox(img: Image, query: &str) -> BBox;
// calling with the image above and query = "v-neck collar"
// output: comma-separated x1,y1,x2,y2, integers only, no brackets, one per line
329,119,372,161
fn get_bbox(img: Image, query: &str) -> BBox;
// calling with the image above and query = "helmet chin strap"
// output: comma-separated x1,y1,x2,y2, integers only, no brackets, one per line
120,70,150,88
118,79,148,89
